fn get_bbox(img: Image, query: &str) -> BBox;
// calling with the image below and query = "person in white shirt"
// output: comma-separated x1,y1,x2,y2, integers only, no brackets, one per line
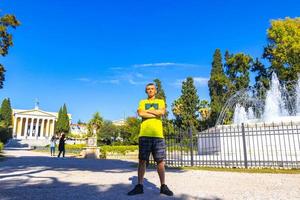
50,136,56,156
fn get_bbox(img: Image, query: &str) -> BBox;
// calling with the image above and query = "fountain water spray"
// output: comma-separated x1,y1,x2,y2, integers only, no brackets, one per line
233,104,247,125
263,73,288,122
217,72,300,125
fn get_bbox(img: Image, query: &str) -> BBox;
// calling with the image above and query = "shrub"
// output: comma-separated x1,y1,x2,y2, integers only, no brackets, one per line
65,144,86,150
100,145,138,158
0,127,12,144
0,142,3,152
41,143,87,155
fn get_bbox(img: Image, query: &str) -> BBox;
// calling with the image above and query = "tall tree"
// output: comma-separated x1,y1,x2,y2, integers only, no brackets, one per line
172,98,183,129
98,120,119,145
251,58,270,98
55,104,70,134
208,49,228,125
0,98,12,128
153,79,167,115
77,119,85,125
0,13,20,89
61,104,70,133
198,100,211,128
153,78,172,134
87,112,103,137
120,117,141,144
175,77,200,130
225,51,253,95
55,107,63,134
263,17,300,86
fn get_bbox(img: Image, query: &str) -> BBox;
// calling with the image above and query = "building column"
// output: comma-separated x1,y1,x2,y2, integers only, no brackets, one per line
17,117,23,138
46,119,50,138
51,119,55,137
13,115,18,138
35,118,40,139
24,117,29,139
40,118,45,138
29,118,34,138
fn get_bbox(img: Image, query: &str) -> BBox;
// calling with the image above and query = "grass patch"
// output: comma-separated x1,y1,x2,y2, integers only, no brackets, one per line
133,163,300,174
100,145,138,158
33,144,86,156
178,166,300,174
32,149,80,157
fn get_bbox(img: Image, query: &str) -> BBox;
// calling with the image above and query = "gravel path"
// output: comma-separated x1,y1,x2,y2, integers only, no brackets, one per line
1,150,300,200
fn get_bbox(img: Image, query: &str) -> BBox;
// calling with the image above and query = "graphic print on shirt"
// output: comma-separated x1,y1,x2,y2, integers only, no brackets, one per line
145,103,159,110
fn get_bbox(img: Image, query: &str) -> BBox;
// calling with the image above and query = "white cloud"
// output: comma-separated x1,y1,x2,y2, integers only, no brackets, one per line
193,77,209,86
76,77,120,85
135,73,144,78
133,62,176,68
109,67,123,70
133,62,200,68
129,79,137,85
173,79,185,87
99,79,120,84
173,77,209,87
76,78,91,82
128,79,146,85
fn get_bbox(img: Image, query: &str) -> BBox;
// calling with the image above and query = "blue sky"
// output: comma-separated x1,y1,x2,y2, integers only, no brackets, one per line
1,0,299,122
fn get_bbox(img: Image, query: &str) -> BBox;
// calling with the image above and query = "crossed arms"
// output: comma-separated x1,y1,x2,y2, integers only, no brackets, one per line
138,108,166,119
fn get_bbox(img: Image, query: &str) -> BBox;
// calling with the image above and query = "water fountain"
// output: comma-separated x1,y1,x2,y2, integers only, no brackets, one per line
197,72,300,168
263,73,288,122
217,72,300,125
232,104,247,125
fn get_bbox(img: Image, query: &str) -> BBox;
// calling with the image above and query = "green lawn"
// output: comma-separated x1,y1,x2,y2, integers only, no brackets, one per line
180,166,300,174
142,164,300,174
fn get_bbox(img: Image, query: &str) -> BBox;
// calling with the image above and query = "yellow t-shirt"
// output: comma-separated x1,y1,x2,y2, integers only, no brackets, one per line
138,99,165,138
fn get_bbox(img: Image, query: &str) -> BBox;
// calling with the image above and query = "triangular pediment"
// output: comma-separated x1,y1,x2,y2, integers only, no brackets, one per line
14,109,57,118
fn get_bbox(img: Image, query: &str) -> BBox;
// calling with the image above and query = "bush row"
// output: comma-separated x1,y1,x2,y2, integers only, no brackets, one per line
0,142,3,152
42,144,139,158
65,144,86,149
100,145,138,158
0,127,12,144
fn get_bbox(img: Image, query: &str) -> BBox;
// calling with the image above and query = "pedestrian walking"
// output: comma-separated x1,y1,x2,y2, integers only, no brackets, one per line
57,132,66,158
50,136,56,156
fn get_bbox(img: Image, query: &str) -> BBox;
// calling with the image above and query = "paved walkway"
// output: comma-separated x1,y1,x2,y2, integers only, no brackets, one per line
1,150,300,200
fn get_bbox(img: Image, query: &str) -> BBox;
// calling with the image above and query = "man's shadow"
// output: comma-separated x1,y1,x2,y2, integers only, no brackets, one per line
129,176,160,192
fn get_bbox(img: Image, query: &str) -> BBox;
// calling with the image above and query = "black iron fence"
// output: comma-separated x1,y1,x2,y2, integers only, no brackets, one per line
163,121,300,169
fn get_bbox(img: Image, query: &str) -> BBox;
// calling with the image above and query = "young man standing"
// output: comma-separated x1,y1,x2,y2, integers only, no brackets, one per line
128,83,173,196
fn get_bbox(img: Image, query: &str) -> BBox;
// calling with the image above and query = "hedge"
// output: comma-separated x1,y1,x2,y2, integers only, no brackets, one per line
0,142,3,152
100,145,138,158
65,144,86,149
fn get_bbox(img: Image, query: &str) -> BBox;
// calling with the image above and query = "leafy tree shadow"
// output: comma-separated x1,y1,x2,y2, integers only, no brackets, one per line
0,151,222,200
1,174,222,200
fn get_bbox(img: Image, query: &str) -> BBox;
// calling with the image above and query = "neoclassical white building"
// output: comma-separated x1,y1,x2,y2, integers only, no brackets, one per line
12,104,71,143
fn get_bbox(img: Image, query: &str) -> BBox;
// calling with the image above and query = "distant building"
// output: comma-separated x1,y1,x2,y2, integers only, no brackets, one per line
12,104,71,146
112,119,126,126
70,124,88,135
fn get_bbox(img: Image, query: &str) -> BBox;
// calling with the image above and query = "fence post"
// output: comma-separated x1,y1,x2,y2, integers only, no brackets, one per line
241,123,248,169
180,128,183,167
189,127,194,166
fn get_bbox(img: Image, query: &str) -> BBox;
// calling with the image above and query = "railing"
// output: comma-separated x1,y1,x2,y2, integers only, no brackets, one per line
162,121,300,169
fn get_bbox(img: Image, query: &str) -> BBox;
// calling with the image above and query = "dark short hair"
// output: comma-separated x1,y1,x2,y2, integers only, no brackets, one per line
146,83,155,88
